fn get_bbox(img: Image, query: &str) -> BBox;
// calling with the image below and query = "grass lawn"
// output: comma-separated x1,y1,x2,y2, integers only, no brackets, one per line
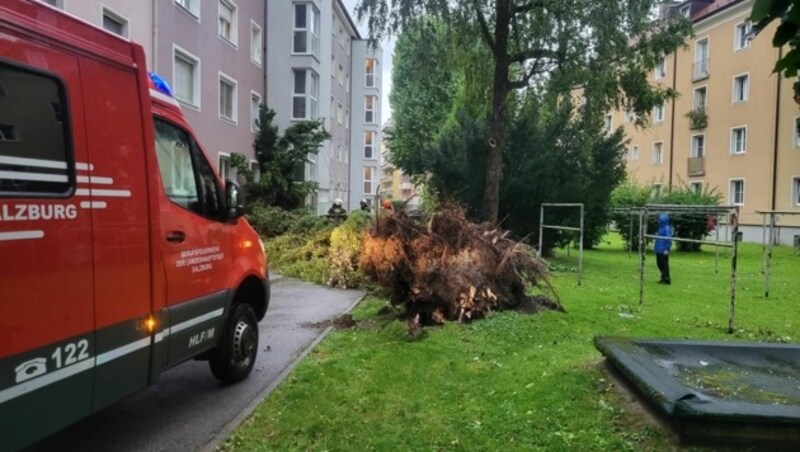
226,234,799,451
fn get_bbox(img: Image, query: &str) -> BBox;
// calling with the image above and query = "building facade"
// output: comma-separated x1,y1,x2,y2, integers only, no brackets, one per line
617,0,800,244
379,121,421,208
267,0,382,214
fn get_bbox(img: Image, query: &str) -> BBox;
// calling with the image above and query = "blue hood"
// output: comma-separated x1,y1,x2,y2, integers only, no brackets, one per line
659,214,670,226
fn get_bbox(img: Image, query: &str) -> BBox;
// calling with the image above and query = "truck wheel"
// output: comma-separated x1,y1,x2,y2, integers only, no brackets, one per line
209,303,259,384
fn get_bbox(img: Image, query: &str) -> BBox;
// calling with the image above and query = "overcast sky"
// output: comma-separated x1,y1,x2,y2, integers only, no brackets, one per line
341,0,395,122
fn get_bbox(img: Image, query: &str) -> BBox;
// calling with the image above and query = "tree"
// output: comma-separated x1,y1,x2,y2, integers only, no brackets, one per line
357,0,691,223
752,0,800,99
232,105,330,210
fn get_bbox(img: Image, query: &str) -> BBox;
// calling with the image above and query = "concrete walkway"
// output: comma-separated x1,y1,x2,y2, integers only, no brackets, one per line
30,277,365,452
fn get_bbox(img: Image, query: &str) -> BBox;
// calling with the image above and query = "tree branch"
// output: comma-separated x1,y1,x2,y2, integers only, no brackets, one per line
509,48,558,64
473,1,497,55
512,0,545,15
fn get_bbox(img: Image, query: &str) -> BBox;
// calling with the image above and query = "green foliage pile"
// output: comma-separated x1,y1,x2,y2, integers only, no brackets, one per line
265,211,373,288
246,203,328,238
611,182,722,252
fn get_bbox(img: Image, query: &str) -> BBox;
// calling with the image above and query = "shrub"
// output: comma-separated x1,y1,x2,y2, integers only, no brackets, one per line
247,203,327,237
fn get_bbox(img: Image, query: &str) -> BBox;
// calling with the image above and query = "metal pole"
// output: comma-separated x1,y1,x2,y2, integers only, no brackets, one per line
578,204,584,286
761,212,767,274
765,212,775,298
538,204,544,259
639,209,646,305
715,213,720,274
728,209,739,334
628,211,633,257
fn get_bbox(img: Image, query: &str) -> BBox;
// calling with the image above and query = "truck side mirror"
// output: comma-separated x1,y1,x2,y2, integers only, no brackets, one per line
225,180,244,220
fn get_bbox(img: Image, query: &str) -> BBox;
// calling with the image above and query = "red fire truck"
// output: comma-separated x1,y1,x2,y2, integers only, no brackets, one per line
0,1,269,449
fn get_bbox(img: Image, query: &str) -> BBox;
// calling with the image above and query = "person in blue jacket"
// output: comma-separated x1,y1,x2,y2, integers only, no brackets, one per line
654,214,672,284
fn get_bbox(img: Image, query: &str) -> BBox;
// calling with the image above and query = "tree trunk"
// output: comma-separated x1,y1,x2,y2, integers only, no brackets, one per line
481,0,510,223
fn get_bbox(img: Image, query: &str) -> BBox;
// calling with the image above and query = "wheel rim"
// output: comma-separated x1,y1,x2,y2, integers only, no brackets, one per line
231,318,256,368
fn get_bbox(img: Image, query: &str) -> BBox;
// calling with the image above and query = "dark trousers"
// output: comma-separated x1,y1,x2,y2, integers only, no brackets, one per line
656,252,670,283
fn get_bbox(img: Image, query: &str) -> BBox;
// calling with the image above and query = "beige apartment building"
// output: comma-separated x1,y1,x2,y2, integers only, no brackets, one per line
616,0,800,244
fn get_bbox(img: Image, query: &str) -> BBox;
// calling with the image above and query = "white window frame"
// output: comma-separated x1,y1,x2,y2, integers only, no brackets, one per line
175,0,199,19
691,133,705,158
694,37,710,80
102,7,129,38
734,21,752,51
363,166,375,195
292,3,319,57
345,109,349,129
603,114,613,133
250,91,261,133
631,145,639,162
218,71,238,124
729,178,745,206
732,73,749,104
795,117,800,147
651,183,662,199
337,102,344,125
730,126,747,155
365,59,377,87
365,95,376,124
218,0,238,47
218,153,232,181
654,59,666,80
792,176,800,206
653,103,665,123
251,20,263,67
291,69,319,120
173,45,201,110
680,5,690,17
364,131,376,160
652,141,664,165
690,181,703,195
338,63,344,86
693,85,707,111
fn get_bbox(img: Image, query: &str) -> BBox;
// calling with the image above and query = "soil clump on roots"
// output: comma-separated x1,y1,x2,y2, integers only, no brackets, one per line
359,204,562,329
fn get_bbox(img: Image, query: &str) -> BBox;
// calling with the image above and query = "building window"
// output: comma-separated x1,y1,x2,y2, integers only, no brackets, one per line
365,96,376,124
690,182,703,195
651,184,662,199
219,74,237,123
654,59,666,80
680,5,690,17
364,131,375,159
218,0,237,46
363,166,375,195
346,72,350,92
653,103,665,123
293,3,319,57
694,38,709,80
339,25,345,47
735,22,752,50
250,92,261,132
625,110,636,123
603,114,612,133
251,21,263,66
336,102,344,124
365,59,377,87
173,46,200,108
102,8,128,37
731,127,747,154
652,142,664,165
631,145,639,161
250,160,260,182
292,69,319,120
175,0,199,17
0,60,73,196
691,134,705,157
40,0,64,9
345,110,349,129
218,154,232,181
795,117,800,147
730,179,745,205
793,177,800,206
693,86,707,111
338,64,344,85
733,74,749,103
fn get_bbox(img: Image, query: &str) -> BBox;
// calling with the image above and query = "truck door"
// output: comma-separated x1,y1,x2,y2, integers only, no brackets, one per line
152,118,232,366
0,49,94,449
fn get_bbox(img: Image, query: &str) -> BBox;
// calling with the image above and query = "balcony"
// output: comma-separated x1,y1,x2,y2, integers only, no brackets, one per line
686,108,707,130
693,58,709,81
687,156,705,177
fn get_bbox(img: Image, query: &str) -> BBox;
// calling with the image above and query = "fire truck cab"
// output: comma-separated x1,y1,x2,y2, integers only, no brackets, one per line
0,1,269,449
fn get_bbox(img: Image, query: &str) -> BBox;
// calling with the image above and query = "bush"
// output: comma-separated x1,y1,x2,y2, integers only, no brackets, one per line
611,182,721,252
247,203,327,237
265,227,334,284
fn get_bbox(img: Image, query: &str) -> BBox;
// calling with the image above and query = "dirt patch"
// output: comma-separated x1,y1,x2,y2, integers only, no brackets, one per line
302,314,378,331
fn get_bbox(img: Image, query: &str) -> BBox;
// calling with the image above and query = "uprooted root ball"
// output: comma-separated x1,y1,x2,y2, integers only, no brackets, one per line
359,204,562,326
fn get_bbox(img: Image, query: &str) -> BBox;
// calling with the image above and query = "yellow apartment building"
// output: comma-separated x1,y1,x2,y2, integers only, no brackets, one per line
616,0,800,245
379,121,421,208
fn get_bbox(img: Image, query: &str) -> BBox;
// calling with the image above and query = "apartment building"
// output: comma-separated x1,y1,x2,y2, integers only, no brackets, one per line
380,121,421,208
267,0,382,214
616,0,800,244
39,0,266,181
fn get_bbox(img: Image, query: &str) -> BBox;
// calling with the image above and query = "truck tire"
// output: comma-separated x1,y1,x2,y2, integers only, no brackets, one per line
209,303,259,384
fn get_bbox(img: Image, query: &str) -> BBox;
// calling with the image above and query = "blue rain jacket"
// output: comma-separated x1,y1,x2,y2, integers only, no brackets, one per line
654,214,672,254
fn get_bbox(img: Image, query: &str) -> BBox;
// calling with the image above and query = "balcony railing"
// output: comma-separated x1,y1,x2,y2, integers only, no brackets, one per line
693,58,709,81
687,156,705,176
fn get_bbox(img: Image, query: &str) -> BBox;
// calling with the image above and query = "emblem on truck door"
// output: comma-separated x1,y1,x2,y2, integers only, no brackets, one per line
14,358,47,383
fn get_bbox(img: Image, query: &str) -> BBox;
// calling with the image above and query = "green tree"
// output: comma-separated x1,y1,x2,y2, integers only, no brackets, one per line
357,0,691,223
752,0,800,99
232,105,330,210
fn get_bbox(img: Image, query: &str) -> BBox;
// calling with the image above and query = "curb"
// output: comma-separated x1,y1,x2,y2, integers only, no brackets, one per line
201,291,366,452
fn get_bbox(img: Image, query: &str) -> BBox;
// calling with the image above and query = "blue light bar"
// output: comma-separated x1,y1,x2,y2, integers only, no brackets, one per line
148,72,173,97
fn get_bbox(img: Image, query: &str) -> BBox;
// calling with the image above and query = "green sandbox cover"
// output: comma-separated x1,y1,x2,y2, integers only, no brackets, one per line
594,337,800,424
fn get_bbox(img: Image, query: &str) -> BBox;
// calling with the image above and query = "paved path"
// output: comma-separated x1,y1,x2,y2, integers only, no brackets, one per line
30,278,365,452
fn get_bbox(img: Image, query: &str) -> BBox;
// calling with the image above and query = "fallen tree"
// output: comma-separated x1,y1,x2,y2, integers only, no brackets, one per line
360,204,562,328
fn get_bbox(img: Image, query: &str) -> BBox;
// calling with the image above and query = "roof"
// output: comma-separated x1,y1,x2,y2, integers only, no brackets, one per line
692,0,745,22
334,0,361,40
